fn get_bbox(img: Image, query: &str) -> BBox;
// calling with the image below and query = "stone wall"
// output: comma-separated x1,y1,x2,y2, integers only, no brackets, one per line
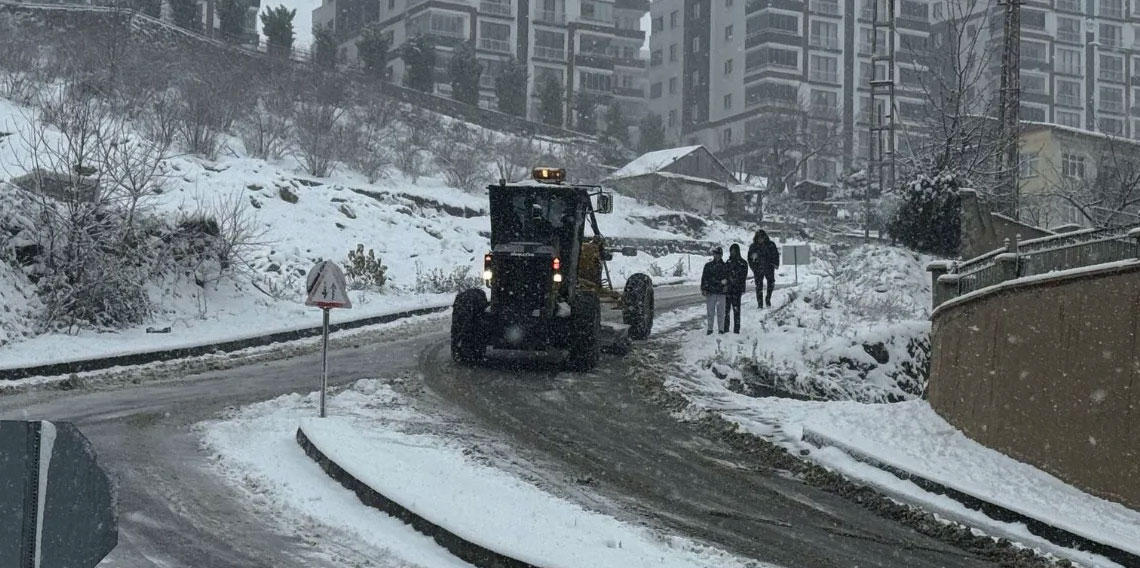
929,262,1140,509
959,189,1054,259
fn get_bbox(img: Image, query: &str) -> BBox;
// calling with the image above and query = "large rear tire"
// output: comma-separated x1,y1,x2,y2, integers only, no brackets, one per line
622,273,654,340
566,292,601,372
451,288,487,366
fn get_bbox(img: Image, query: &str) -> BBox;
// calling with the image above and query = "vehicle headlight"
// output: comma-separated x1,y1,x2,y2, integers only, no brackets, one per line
483,270,493,281
553,273,563,283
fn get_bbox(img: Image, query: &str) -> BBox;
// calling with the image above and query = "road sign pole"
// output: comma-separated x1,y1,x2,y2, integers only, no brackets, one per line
320,308,329,418
794,248,799,285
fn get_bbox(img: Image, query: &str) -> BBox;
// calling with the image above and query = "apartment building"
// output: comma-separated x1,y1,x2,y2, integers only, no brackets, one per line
313,0,649,129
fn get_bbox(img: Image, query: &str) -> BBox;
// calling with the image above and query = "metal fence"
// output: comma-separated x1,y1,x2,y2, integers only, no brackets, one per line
937,222,1140,305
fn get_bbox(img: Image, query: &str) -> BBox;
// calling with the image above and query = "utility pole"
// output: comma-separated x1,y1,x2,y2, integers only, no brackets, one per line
997,0,1022,218
867,0,897,240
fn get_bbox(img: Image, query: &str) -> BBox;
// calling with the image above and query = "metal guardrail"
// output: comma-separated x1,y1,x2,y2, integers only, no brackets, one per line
935,222,1140,306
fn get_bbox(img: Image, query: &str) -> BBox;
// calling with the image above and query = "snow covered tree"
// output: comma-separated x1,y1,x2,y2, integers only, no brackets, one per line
312,24,337,69
356,25,390,80
536,75,563,127
170,0,201,32
260,5,295,58
603,102,629,146
637,113,665,153
448,40,482,106
887,172,962,257
494,58,527,117
400,34,437,93
573,91,598,134
216,0,247,42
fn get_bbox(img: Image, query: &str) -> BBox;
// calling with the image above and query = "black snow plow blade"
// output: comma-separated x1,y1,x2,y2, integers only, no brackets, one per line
600,323,631,356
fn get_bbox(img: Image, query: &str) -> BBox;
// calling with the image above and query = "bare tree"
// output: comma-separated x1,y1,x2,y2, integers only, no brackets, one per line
174,75,229,159
490,134,540,183
293,100,346,177
0,16,41,104
344,95,400,182
432,123,493,192
738,100,845,193
239,86,295,160
393,108,439,182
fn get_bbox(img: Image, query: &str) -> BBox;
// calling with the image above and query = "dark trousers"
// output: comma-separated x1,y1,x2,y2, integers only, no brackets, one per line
724,294,742,332
753,267,775,306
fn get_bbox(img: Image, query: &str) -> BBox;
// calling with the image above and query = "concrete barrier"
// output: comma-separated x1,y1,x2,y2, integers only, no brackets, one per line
929,260,1140,512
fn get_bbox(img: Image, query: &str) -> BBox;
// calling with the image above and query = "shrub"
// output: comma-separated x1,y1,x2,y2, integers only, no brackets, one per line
414,264,480,294
887,172,961,257
345,244,387,290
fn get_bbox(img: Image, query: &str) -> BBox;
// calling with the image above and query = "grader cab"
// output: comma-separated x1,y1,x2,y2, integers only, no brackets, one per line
450,168,655,371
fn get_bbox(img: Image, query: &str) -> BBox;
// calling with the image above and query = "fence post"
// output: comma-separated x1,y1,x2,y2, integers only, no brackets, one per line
926,261,953,308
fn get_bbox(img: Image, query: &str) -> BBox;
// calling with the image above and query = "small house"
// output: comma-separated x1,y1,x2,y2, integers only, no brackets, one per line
606,145,762,221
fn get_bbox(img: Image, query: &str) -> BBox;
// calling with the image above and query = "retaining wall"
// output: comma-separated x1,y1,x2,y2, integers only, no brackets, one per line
928,261,1140,509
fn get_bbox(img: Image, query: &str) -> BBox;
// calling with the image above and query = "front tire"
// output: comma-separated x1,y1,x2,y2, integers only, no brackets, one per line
622,273,654,340
451,288,487,366
566,293,600,372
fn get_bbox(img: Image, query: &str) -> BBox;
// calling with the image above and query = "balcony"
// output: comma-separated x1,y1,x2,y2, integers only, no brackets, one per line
810,0,840,15
535,9,567,24
810,35,839,49
479,1,512,16
533,45,566,60
614,86,644,98
1101,100,1125,114
809,70,839,83
479,74,496,88
1101,68,1125,82
479,38,512,52
613,57,646,68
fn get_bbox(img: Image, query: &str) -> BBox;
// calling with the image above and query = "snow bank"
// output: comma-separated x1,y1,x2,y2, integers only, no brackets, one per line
201,380,772,568
0,261,41,347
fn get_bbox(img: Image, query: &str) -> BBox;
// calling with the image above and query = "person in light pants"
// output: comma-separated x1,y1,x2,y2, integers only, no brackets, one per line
700,246,728,335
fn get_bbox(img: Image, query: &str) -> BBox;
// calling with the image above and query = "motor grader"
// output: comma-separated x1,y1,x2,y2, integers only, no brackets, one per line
450,167,655,371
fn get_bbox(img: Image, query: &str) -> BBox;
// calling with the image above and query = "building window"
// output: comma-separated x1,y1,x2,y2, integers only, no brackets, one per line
745,81,798,107
932,2,943,19
669,44,677,61
859,27,888,55
1021,72,1047,94
1019,104,1046,122
1021,9,1046,29
1101,53,1125,81
670,10,678,28
650,82,662,98
722,128,732,146
724,93,733,109
725,58,733,74
899,67,923,87
809,54,838,83
667,109,677,126
746,47,799,70
650,49,662,65
757,12,799,34
727,0,733,6
580,72,611,92
1057,17,1080,43
691,3,700,18
1101,117,1125,135
1101,24,1123,48
1057,110,1082,128
1101,85,1125,113
1134,56,1140,76
725,25,733,41
692,36,700,52
810,20,839,49
811,0,840,14
900,0,928,19
1100,0,1124,18
652,16,663,31
389,0,395,10
1019,154,1038,179
1057,79,1081,106
1057,0,1081,11
669,77,677,93
1021,40,1047,63
1062,153,1086,179
810,89,838,114
1057,48,1082,75
691,69,701,85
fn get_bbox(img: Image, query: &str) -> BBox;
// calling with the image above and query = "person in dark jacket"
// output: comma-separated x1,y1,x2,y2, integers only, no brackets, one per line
700,246,728,334
723,244,749,333
747,230,780,308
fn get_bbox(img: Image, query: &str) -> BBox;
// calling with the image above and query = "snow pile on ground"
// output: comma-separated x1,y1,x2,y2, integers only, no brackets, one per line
200,379,772,568
0,261,41,347
0,93,748,368
664,243,935,403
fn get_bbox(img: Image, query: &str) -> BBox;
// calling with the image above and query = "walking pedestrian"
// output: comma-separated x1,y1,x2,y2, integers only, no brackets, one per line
724,244,749,333
747,230,780,308
700,246,728,335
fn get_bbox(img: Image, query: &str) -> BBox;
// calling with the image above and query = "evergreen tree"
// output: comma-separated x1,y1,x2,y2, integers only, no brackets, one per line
400,35,437,93
170,0,201,32
448,41,482,106
603,102,629,145
357,25,390,80
494,58,527,117
216,0,247,42
312,24,337,69
537,75,563,127
573,91,598,134
887,172,962,256
260,5,296,58
637,113,666,153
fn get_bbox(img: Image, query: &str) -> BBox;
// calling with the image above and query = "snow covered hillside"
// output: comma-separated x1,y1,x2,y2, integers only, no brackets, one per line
660,243,935,403
0,93,751,367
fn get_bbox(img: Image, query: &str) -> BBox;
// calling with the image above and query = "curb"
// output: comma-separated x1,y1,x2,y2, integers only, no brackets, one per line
801,428,1140,567
295,426,541,568
0,305,450,382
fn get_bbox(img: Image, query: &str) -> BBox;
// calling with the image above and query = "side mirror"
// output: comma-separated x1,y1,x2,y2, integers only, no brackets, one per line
596,193,613,214
601,250,614,261
621,247,637,257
